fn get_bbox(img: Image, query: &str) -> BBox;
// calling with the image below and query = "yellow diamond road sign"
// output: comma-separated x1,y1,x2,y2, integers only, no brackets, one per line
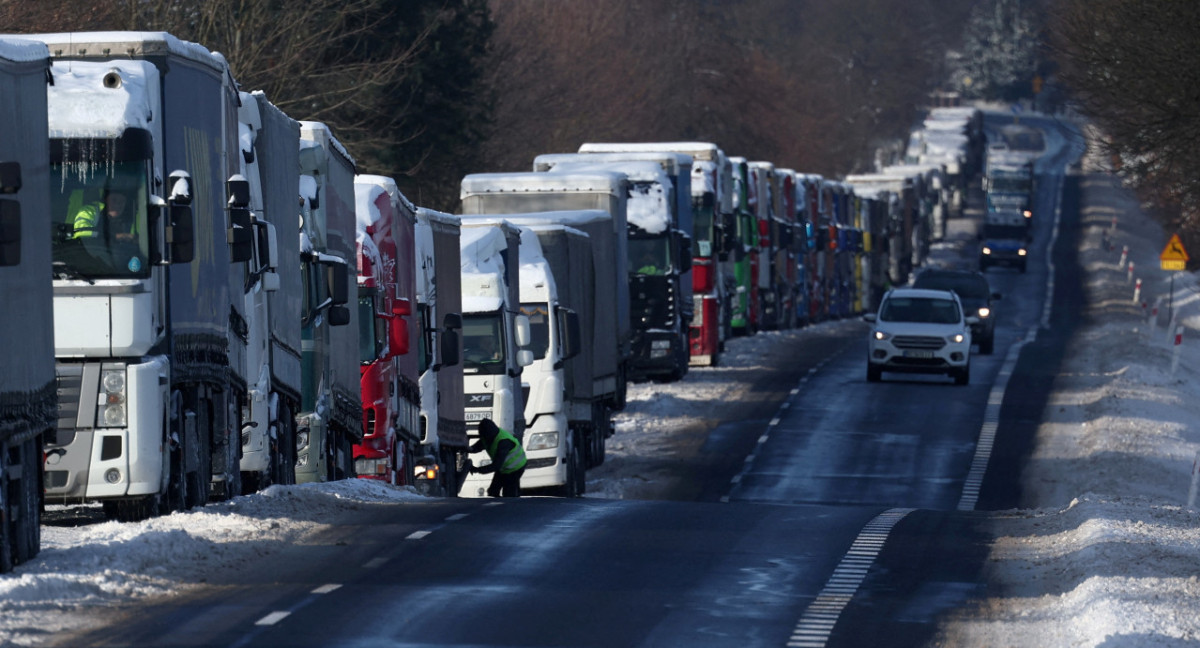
1161,233,1189,271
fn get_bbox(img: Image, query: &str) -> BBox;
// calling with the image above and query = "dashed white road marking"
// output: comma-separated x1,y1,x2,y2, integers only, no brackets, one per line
787,509,915,647
363,557,388,569
406,530,432,540
311,584,342,595
445,513,469,521
255,611,291,627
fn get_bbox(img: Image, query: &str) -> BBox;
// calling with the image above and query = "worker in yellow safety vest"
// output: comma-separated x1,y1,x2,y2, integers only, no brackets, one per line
72,190,136,242
468,418,527,497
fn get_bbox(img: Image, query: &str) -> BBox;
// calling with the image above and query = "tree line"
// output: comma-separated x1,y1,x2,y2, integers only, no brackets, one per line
4,0,982,212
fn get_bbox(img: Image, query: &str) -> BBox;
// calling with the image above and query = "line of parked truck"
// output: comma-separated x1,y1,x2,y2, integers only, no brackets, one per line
0,30,991,571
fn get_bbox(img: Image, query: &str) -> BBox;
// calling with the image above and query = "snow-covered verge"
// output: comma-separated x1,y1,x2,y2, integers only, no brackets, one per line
936,134,1200,646
1,481,427,645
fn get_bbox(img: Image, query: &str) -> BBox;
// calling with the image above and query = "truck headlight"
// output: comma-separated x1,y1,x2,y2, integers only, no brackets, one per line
98,367,127,428
977,307,991,318
525,432,558,451
1018,248,1027,256
981,246,992,255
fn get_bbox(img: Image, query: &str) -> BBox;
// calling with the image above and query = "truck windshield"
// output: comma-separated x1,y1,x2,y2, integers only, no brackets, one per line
989,175,1030,193
462,313,506,374
520,304,550,361
50,138,152,280
628,235,672,276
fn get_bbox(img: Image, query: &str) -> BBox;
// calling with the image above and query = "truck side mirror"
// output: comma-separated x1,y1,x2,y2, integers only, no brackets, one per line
443,312,462,330
557,307,581,361
327,261,349,305
328,304,351,326
514,313,532,348
168,204,194,264
517,349,534,367
678,232,693,273
441,328,460,367
261,271,280,292
0,161,21,193
168,170,192,205
0,199,20,267
227,176,253,263
387,315,409,357
228,206,253,262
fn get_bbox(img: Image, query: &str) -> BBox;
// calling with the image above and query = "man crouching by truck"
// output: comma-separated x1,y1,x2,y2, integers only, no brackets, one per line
468,419,527,497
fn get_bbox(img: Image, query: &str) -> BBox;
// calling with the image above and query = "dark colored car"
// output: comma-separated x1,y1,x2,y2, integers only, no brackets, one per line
912,268,1000,354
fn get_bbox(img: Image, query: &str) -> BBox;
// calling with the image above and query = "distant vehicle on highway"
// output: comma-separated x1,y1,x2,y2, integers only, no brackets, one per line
912,269,1000,355
979,210,1031,273
863,288,977,385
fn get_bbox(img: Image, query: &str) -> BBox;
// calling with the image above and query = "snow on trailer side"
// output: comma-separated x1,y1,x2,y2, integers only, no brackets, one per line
0,37,53,570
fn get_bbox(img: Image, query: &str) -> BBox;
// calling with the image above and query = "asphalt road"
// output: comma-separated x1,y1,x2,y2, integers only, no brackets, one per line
51,114,1085,648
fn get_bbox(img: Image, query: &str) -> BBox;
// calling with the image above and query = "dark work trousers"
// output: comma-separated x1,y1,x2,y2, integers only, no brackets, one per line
487,467,525,497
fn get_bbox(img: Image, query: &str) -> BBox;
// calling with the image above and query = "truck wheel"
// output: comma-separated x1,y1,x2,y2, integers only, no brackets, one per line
0,445,13,573
186,403,212,509
15,437,42,563
573,440,587,496
104,496,160,522
274,402,297,486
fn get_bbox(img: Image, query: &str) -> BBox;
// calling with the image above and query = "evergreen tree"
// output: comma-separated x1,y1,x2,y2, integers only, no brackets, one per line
957,0,1039,101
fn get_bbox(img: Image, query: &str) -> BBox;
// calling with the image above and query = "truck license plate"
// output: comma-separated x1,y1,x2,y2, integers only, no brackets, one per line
465,411,490,421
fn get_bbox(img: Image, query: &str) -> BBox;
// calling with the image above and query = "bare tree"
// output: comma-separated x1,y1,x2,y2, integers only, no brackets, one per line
480,0,976,179
1052,0,1200,250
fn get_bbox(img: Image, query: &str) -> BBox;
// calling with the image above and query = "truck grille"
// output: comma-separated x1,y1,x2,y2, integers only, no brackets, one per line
55,365,83,436
892,335,945,350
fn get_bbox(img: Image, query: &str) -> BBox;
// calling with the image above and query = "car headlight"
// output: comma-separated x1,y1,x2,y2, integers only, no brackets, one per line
525,432,559,451
982,246,992,255
948,333,966,344
977,307,991,318
1023,209,1032,219
873,330,890,341
1018,248,1027,256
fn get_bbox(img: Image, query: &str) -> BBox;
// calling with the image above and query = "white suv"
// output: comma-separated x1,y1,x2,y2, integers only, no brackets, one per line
863,288,977,385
